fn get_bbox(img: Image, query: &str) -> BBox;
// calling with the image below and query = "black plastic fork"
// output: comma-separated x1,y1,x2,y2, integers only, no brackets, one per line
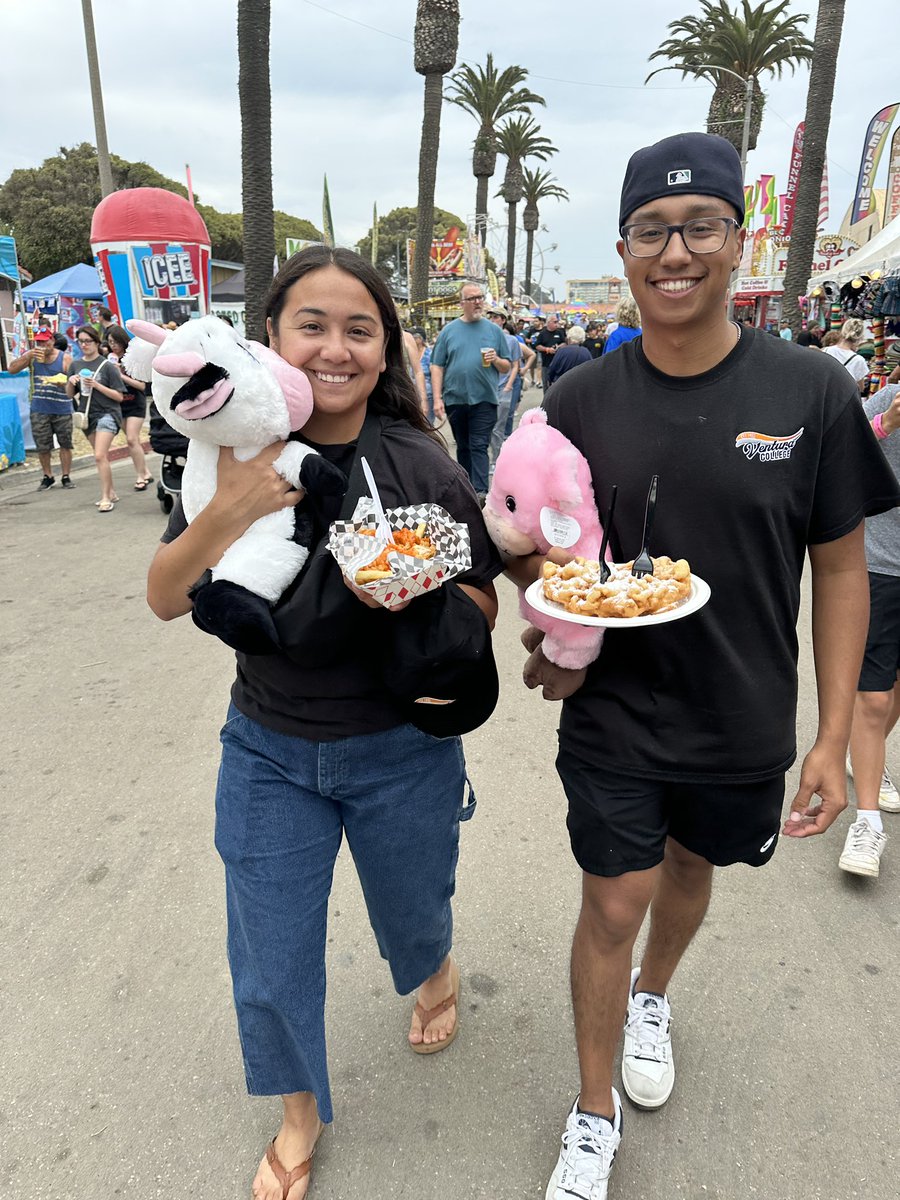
596,485,618,583
632,475,659,578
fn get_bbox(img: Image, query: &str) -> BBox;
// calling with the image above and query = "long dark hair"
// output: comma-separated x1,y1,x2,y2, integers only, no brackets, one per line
265,245,438,439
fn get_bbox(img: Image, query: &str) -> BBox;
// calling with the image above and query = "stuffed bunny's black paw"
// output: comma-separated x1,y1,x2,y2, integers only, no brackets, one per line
191,579,282,655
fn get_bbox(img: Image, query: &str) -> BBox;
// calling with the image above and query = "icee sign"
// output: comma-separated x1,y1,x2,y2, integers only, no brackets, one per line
131,244,201,300
139,250,194,291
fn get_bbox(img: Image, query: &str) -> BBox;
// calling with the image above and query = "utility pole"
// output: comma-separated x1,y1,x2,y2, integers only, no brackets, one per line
81,0,113,197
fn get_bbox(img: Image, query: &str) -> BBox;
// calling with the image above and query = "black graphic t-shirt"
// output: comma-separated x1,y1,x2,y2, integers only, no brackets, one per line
544,327,900,783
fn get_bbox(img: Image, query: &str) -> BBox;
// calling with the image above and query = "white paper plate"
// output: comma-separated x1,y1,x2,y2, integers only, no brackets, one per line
524,572,711,629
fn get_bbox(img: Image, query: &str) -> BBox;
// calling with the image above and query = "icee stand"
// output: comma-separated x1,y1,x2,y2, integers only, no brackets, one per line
90,187,211,327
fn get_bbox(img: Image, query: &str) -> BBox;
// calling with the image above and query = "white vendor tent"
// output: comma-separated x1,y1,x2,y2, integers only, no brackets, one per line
808,212,900,290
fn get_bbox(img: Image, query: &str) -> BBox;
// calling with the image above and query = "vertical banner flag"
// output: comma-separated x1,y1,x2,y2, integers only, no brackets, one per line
782,122,804,235
850,104,900,226
817,156,830,231
742,181,758,228
888,127,900,226
758,175,777,228
371,203,378,266
322,175,336,248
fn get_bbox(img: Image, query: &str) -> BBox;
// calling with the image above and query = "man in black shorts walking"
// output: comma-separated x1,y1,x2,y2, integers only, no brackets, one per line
503,132,900,1200
841,374,900,876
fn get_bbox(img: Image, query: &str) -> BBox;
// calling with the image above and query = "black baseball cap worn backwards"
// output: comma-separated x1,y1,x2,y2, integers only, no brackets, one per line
619,132,745,229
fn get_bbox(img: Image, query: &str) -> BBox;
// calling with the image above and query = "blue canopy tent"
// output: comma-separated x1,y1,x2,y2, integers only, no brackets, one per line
21,262,106,301
22,262,108,364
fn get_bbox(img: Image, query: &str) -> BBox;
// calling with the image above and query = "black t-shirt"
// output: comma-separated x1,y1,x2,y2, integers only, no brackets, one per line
544,327,900,784
535,327,567,358
584,335,606,359
161,417,504,740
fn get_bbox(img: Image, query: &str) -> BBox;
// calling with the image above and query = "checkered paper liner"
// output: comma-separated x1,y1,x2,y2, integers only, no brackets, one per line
328,500,472,610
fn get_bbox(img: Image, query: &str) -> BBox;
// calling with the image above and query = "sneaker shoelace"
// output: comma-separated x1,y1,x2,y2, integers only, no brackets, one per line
881,769,897,793
560,1117,619,1189
847,821,884,854
625,995,671,1062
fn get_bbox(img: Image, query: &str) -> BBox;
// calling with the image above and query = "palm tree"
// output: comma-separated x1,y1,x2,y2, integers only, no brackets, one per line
781,1,846,335
238,0,274,341
495,117,556,306
410,0,460,317
445,54,545,247
521,168,568,300
647,0,813,155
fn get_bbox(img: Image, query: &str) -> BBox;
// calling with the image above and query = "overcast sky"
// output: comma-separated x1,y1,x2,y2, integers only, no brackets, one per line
2,0,894,297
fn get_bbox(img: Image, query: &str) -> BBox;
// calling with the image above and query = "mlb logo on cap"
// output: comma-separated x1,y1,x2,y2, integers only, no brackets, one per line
668,169,692,186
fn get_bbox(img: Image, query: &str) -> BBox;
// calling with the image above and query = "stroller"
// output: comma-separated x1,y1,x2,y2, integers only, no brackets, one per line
148,401,189,515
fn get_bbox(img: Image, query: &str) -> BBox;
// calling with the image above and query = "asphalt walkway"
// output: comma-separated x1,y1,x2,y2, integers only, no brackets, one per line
1,443,896,1200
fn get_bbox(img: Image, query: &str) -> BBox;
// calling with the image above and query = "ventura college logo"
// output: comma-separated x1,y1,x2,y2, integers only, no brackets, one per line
735,427,804,462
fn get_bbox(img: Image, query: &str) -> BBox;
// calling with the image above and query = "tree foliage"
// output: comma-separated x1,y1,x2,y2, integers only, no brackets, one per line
356,205,465,285
647,0,813,153
0,142,320,281
445,53,545,245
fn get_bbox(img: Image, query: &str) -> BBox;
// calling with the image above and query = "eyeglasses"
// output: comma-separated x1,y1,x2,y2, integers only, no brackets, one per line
621,216,739,258
461,294,484,302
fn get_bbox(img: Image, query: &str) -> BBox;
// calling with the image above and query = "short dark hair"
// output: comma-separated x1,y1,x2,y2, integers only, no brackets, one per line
265,245,436,439
98,307,113,322
75,324,101,346
104,324,130,353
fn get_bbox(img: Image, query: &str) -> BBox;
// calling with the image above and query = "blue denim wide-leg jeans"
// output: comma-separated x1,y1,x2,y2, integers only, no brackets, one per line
214,706,475,1123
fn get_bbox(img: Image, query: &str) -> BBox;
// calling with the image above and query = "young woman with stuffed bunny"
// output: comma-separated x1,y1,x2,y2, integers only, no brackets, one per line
146,246,502,1200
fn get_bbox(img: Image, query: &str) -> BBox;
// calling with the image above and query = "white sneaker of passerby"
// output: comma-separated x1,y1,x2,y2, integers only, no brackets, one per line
845,755,900,812
621,966,675,1109
545,1090,623,1200
838,819,887,877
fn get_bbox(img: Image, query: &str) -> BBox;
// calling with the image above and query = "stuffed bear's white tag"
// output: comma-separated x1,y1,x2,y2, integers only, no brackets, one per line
540,506,581,549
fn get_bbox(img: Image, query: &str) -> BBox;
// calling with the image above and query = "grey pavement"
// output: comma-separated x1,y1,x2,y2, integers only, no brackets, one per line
1,441,897,1200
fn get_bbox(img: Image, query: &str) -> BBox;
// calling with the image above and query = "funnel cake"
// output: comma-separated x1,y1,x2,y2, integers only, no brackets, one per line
542,555,692,619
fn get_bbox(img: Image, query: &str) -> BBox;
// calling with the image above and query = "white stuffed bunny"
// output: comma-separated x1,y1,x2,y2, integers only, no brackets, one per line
124,316,346,653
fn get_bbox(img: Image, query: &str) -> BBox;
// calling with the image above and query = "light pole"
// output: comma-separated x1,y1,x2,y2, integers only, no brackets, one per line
708,64,754,184
80,0,113,198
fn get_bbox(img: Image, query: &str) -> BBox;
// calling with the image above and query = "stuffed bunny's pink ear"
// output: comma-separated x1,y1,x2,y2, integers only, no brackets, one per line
548,445,584,510
126,319,167,345
253,343,314,430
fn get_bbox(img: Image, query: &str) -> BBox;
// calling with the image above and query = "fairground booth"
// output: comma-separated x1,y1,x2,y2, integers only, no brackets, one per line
805,211,900,382
21,262,107,351
90,187,211,327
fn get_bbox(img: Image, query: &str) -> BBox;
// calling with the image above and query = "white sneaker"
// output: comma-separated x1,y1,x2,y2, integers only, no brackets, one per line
878,766,900,812
621,967,675,1109
546,1091,622,1200
839,819,886,877
846,756,900,812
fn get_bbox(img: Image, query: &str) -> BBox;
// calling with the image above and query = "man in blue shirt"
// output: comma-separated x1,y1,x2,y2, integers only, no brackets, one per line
430,283,510,498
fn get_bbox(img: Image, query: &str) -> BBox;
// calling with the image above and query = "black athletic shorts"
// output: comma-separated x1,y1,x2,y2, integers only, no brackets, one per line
859,572,900,693
557,753,785,877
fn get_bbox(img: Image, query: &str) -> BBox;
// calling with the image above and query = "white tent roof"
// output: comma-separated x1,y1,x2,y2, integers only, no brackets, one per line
811,212,900,289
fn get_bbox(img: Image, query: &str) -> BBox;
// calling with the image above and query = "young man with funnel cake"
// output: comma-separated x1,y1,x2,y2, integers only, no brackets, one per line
502,131,900,1199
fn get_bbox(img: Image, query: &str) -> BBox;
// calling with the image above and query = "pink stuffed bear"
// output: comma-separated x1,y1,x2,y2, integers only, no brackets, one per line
484,408,607,670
